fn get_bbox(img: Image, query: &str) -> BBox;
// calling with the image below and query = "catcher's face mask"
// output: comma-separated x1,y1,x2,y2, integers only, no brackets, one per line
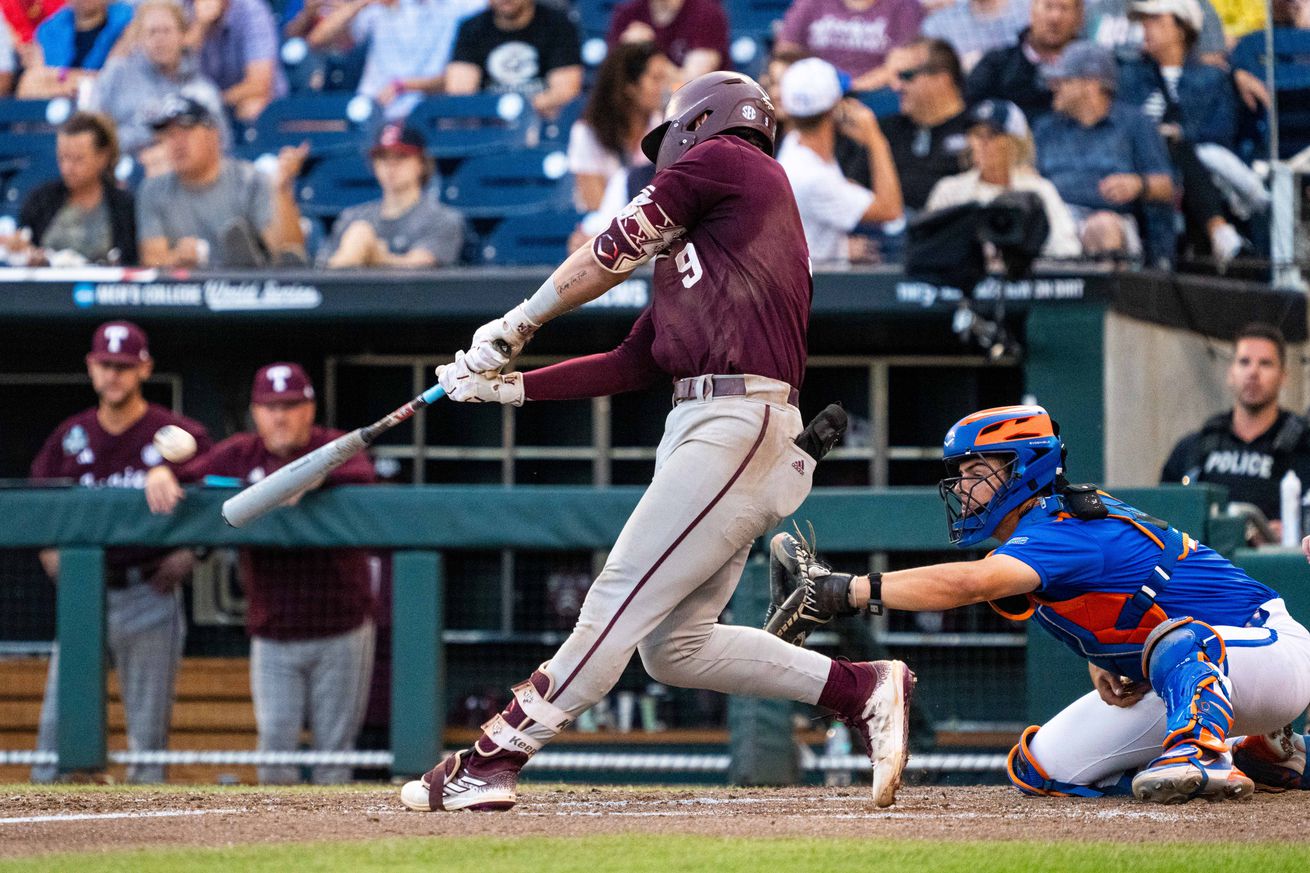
939,453,1017,545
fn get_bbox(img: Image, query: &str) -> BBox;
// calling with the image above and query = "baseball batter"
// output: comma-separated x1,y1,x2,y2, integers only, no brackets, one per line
29,321,211,783
765,404,1310,802
400,71,914,813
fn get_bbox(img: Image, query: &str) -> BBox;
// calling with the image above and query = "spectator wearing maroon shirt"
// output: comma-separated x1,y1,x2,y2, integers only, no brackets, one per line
606,0,728,83
29,320,211,783
146,362,378,785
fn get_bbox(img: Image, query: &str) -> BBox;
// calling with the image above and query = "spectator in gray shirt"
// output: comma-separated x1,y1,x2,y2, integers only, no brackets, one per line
319,124,464,268
88,0,230,160
136,95,306,267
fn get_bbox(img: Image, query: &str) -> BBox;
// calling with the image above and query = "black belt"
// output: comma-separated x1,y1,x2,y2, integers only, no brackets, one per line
672,375,799,407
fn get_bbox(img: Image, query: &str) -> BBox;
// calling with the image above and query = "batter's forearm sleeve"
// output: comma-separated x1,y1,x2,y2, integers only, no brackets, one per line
523,310,665,401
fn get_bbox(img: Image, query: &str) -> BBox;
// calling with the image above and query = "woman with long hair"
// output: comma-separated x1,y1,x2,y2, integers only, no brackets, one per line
567,41,670,212
925,99,1081,258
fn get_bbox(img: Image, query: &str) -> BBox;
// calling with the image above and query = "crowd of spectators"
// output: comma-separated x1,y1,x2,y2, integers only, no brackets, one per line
0,0,1301,273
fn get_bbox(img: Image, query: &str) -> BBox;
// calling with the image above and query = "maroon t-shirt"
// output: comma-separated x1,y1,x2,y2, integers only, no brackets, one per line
606,0,729,69
525,135,812,401
178,426,378,641
30,403,213,584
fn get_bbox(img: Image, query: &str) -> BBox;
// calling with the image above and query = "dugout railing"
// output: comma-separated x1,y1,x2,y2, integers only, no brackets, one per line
0,482,1283,783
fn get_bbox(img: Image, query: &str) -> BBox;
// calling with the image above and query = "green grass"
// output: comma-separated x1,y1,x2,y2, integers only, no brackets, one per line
3,836,1308,873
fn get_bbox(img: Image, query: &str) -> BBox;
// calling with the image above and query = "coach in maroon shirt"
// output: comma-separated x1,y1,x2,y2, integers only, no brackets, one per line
29,320,211,783
146,362,378,784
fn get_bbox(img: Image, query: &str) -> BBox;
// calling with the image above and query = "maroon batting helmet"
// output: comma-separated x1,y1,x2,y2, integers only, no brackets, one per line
640,71,777,172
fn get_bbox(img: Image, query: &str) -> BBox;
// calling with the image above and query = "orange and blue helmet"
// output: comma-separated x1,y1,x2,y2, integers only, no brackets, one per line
938,405,1064,547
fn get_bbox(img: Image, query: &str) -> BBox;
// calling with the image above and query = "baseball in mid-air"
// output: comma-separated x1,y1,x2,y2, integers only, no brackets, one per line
153,425,198,463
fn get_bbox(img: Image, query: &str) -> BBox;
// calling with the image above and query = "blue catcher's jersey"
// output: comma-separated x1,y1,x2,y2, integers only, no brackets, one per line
992,492,1279,680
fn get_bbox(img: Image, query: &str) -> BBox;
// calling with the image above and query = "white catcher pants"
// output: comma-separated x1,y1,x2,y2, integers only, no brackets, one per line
521,378,835,748
1028,598,1310,788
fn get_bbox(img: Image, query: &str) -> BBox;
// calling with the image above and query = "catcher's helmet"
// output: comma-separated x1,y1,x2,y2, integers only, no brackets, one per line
640,71,777,172
938,405,1064,547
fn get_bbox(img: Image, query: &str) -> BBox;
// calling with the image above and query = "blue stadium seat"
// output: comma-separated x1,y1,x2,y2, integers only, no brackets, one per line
855,88,900,118
3,164,56,212
0,99,70,173
281,37,327,93
724,0,790,37
405,93,535,159
243,93,381,153
540,97,585,145
296,153,382,219
481,212,582,265
442,148,573,218
575,0,622,38
324,41,370,92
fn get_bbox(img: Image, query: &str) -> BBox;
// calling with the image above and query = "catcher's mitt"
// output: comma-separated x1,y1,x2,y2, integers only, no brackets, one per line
763,526,857,646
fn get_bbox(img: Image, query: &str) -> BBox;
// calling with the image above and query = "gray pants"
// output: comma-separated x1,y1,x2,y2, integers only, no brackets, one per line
250,620,375,785
522,382,835,749
33,583,186,784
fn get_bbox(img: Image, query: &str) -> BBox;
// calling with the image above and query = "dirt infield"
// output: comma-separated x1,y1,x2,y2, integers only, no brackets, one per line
3,784,1308,857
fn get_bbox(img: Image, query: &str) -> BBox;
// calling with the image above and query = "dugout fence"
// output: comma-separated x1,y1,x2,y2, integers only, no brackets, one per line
0,483,1257,785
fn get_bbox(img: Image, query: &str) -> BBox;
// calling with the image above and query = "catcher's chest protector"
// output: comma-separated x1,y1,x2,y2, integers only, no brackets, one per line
988,493,1196,681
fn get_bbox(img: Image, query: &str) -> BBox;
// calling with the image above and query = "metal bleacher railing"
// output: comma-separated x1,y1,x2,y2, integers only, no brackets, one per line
0,482,1255,785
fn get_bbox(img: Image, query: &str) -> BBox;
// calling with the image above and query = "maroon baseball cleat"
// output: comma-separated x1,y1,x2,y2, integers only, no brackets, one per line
834,660,916,807
400,746,528,812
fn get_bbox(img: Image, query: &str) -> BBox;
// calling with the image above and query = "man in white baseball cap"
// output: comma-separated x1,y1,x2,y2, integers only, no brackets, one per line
775,57,903,266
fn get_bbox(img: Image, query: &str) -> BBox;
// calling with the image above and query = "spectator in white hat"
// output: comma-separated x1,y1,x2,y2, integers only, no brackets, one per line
925,99,1082,258
1118,0,1250,267
774,57,903,266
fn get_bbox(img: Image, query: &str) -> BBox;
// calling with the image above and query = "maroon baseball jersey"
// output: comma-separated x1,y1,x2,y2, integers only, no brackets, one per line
644,136,813,390
529,135,812,403
30,403,213,583
178,426,378,641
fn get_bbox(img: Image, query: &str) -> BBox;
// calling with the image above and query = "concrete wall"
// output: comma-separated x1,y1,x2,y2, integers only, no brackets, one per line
1104,311,1309,487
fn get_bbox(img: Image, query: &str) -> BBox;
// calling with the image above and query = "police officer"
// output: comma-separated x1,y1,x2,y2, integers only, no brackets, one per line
1161,323,1310,542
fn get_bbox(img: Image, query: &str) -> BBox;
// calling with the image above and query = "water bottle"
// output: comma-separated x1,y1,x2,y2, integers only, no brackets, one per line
824,721,853,787
1280,468,1301,546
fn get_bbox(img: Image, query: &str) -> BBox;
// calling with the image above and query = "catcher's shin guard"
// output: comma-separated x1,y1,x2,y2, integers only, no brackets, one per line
1232,726,1310,791
401,664,571,812
763,531,856,646
1131,618,1254,803
1005,725,1124,797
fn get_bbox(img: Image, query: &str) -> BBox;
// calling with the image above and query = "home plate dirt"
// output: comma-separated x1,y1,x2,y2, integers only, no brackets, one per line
3,786,1308,857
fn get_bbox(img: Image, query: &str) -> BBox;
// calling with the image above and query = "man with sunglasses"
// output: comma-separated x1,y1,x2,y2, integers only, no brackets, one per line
763,404,1310,803
881,38,971,212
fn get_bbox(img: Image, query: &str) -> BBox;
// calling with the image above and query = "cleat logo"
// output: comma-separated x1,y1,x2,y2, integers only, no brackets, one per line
792,459,805,475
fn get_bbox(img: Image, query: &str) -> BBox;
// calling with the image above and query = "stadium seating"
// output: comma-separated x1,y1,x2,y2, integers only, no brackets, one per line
0,99,67,178
442,149,573,219
480,211,582,265
724,0,789,38
575,0,623,38
2,164,53,213
296,153,383,219
240,93,380,156
405,93,536,159
540,97,585,145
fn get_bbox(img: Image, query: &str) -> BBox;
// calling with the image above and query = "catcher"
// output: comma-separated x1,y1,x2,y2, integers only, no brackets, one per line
766,404,1310,802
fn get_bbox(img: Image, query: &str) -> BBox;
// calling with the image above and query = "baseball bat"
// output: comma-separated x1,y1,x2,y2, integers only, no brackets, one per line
221,341,510,527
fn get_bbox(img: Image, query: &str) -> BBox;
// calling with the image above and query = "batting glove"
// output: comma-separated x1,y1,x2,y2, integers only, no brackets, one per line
437,352,525,406
463,302,540,373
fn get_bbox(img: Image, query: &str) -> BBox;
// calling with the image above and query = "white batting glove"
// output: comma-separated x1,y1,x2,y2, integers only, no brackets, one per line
463,302,540,373
437,352,525,406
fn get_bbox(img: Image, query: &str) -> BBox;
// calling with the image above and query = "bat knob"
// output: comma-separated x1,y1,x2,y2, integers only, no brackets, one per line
492,339,513,357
